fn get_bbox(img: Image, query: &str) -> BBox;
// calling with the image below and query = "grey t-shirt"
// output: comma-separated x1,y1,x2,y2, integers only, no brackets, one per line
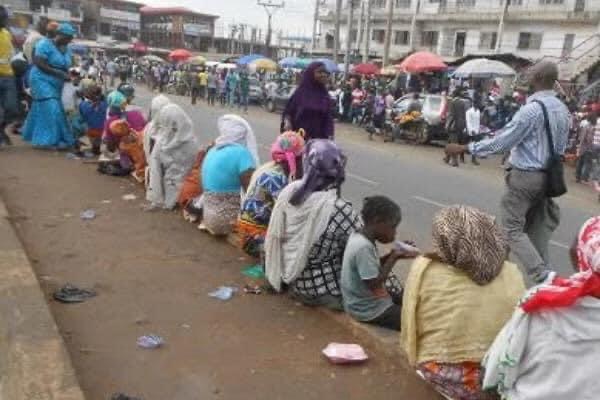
341,232,394,322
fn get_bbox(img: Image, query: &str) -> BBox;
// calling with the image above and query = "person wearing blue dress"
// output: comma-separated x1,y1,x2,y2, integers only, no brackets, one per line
22,23,76,149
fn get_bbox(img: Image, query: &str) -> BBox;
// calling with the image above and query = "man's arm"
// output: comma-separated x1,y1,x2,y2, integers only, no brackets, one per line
462,105,534,157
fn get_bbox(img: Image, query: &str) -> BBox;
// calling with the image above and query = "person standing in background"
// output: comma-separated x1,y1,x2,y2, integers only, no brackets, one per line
238,71,250,114
226,70,239,108
0,6,17,146
198,67,208,101
576,113,598,183
206,68,217,106
444,88,471,167
23,17,48,63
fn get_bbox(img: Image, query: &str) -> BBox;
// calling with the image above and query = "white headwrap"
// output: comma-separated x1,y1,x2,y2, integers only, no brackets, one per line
215,114,260,165
143,95,172,160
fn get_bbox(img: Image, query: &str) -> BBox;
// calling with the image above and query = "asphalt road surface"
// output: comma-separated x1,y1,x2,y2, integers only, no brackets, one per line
133,84,597,280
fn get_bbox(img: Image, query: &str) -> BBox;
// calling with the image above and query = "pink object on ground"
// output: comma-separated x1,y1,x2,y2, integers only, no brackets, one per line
322,343,369,365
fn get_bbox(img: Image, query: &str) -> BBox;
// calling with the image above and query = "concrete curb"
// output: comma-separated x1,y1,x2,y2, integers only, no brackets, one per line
0,198,86,400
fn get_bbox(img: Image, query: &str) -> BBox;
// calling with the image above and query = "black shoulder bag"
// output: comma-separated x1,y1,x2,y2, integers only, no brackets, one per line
532,100,567,198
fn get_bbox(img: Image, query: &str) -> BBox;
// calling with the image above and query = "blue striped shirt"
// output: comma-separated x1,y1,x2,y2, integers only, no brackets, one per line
469,91,570,171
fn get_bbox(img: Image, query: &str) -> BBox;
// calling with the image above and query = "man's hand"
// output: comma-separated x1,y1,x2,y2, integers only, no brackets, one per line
445,143,468,156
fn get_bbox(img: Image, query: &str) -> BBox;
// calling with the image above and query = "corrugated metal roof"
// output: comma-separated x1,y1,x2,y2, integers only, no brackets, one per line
139,6,219,19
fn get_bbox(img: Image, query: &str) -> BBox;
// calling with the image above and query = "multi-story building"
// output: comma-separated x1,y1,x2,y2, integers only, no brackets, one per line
140,6,218,51
82,0,143,41
316,0,600,80
5,0,84,32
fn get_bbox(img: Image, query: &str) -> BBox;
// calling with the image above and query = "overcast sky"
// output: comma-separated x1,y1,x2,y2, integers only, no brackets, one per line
144,0,316,38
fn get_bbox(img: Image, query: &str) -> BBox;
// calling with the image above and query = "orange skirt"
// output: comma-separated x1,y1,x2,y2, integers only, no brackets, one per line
86,128,103,139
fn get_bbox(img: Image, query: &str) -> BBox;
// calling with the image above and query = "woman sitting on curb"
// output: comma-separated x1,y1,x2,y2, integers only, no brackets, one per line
401,206,525,400
482,216,600,400
265,139,361,311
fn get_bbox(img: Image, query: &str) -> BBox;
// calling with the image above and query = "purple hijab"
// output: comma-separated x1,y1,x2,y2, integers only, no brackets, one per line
289,139,346,206
283,62,334,140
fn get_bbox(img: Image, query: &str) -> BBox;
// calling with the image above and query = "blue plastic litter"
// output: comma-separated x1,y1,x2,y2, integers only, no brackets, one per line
208,286,238,301
80,209,96,220
136,334,164,349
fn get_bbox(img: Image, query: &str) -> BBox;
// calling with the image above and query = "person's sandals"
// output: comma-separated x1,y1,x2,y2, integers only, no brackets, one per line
53,284,97,303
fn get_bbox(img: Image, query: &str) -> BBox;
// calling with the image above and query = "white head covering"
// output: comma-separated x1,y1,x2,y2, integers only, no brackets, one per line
143,95,172,160
157,103,198,153
215,114,260,165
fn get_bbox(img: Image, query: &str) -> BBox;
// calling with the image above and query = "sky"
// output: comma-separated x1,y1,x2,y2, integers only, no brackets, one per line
143,0,316,38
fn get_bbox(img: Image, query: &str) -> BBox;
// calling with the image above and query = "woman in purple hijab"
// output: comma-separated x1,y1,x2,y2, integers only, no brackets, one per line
282,62,334,140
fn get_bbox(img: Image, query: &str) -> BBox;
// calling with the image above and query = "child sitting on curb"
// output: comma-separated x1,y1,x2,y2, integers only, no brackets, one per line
341,196,418,331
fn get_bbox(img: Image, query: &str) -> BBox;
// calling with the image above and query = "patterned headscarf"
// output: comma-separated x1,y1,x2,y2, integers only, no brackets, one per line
271,131,305,179
289,139,346,206
521,216,600,312
432,206,508,285
109,119,131,139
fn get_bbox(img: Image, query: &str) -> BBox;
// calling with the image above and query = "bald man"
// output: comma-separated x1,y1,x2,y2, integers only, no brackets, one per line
445,61,570,284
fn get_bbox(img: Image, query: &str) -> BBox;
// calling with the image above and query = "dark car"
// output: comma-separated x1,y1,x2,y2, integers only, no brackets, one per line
265,85,297,113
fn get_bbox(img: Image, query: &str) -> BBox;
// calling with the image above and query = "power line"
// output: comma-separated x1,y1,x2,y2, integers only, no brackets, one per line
257,0,285,55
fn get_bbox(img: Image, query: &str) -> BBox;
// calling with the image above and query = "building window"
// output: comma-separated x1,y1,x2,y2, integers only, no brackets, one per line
539,0,563,4
394,30,410,45
517,32,543,50
372,29,385,43
373,0,386,8
395,0,411,7
457,0,476,6
350,29,358,43
479,32,497,50
421,31,439,47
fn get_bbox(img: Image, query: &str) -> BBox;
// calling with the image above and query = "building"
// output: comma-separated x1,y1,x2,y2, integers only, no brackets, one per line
140,6,218,51
316,0,600,81
81,0,143,41
5,0,84,32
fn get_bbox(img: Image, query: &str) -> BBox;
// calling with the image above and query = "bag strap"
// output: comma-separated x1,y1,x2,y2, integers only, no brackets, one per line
532,99,556,158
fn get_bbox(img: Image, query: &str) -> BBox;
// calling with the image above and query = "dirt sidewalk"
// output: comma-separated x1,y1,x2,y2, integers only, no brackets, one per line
0,141,439,399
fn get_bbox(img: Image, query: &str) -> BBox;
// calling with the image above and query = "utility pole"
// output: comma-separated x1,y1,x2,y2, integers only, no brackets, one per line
258,0,285,57
344,0,355,76
311,0,323,55
356,0,365,55
409,0,420,50
495,0,509,54
333,0,342,62
363,0,371,62
382,0,394,66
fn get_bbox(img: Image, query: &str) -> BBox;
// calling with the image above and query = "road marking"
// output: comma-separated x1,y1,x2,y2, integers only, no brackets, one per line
347,173,380,186
412,195,448,208
412,196,571,250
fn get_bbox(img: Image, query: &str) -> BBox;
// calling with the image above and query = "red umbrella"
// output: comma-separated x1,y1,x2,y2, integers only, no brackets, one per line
353,63,379,75
398,51,447,73
131,41,148,54
169,49,192,61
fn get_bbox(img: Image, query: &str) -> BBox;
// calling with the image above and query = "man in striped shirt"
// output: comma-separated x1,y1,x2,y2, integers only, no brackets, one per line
445,61,570,283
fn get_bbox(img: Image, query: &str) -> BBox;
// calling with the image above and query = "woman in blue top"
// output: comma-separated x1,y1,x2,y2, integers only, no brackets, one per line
201,114,259,236
22,23,76,149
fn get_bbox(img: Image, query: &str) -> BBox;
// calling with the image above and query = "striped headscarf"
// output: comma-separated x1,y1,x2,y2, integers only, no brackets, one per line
432,205,508,285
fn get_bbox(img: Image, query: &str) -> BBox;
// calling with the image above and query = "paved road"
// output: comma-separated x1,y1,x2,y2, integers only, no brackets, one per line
134,85,597,279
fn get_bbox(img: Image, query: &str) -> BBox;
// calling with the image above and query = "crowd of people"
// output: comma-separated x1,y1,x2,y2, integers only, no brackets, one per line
1,7,600,399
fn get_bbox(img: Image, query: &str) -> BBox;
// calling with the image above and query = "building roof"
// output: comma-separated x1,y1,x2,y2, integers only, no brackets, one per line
99,0,145,8
139,6,219,19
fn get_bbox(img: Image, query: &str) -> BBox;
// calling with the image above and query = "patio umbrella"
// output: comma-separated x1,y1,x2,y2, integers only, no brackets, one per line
141,54,165,64
353,63,379,75
399,51,447,73
453,58,516,79
188,55,207,65
169,49,192,61
316,58,339,73
279,57,299,68
251,58,278,72
237,54,266,66
130,41,148,54
295,58,313,69
68,43,89,55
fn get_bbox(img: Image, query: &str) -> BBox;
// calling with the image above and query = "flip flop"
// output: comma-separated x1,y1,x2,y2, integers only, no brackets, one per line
53,284,97,303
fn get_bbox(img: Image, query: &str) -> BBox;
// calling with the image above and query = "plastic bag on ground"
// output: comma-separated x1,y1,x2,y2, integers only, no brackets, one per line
322,343,369,365
208,286,238,301
136,334,164,349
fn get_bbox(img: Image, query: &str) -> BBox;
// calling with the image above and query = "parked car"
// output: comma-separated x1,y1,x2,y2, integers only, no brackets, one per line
265,85,296,113
419,94,449,144
392,94,424,115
